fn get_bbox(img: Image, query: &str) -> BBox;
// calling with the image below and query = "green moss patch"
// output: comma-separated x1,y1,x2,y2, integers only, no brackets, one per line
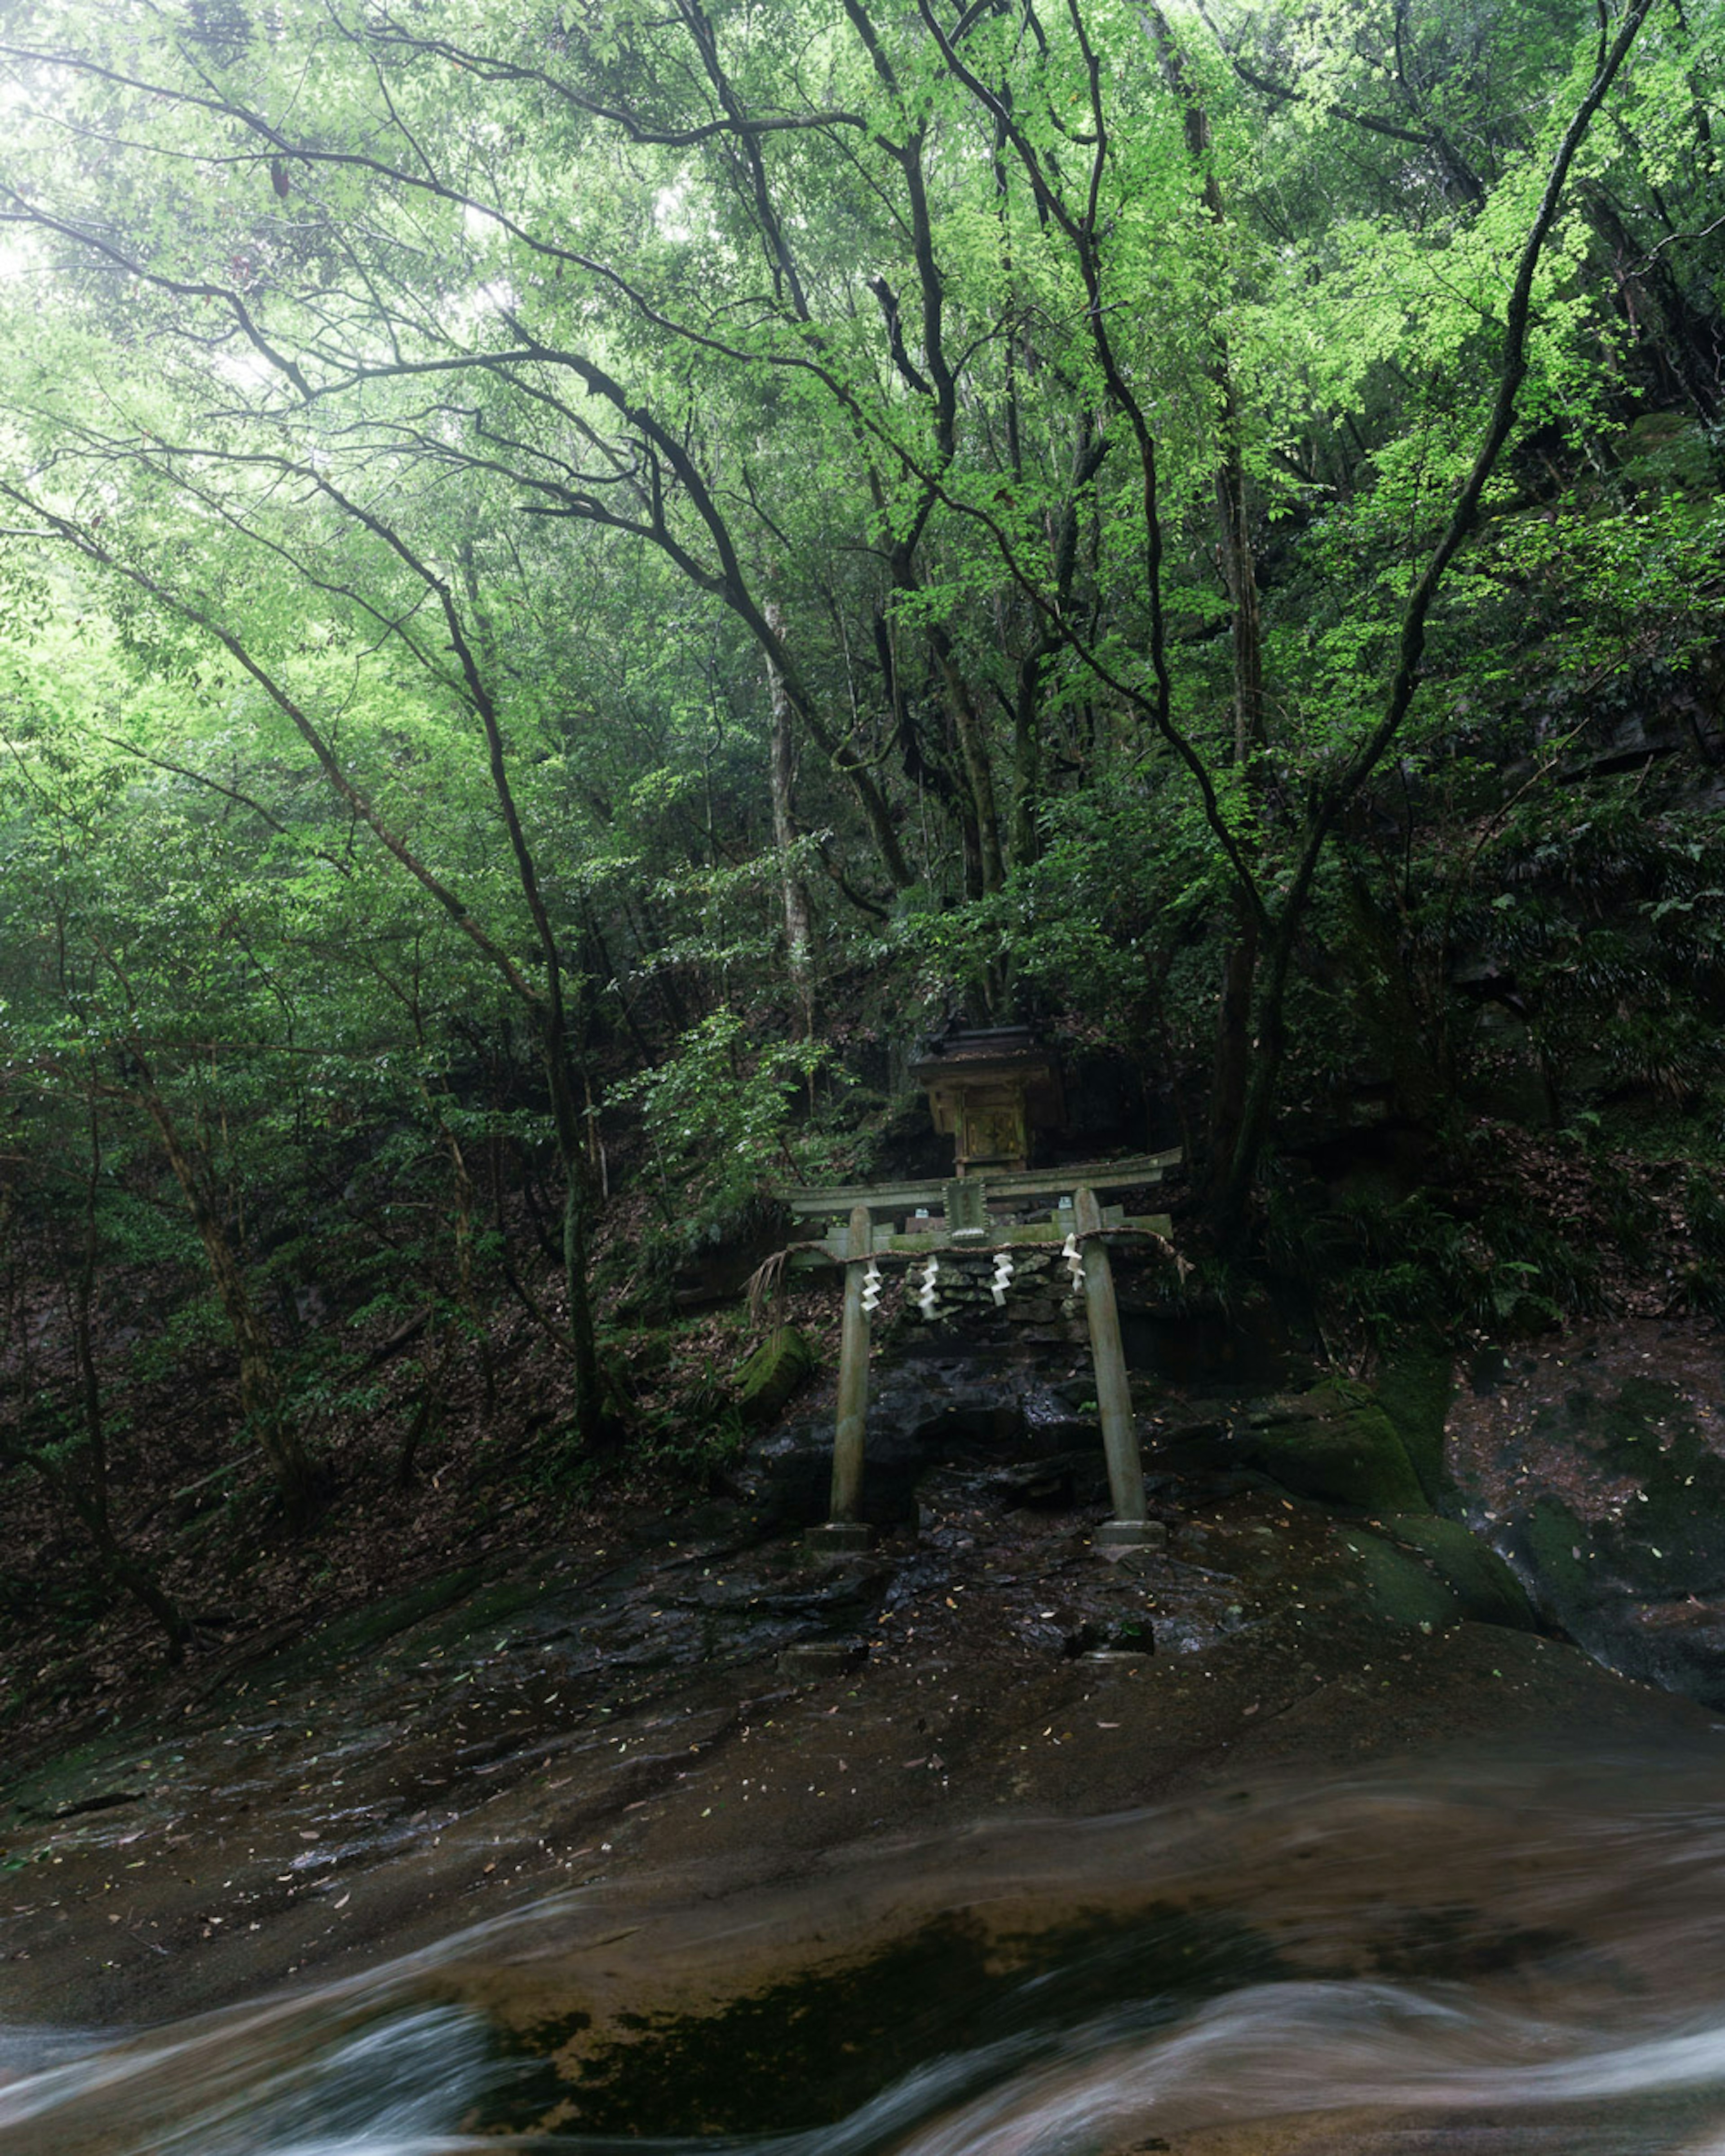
1338,1529,1459,1630
1373,1334,1455,1503
734,1326,815,1427
1371,1516,1536,1630
1242,1379,1426,1514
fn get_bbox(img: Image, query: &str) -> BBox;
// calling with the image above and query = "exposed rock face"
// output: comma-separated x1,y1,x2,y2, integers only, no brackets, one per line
1447,1325,1725,1707
877,1245,1090,1350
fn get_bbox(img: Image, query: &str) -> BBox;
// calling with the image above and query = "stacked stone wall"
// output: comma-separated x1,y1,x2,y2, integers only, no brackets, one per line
877,1246,1089,1351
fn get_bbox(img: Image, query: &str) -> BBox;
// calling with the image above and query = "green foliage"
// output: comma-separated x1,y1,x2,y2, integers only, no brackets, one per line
1468,784,1725,1109
0,0,1716,1549
1264,1173,1606,1344
619,1013,858,1223
631,1396,751,1484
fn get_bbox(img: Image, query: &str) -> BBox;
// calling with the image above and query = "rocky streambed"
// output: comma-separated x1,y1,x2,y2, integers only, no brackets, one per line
3,1318,1724,2150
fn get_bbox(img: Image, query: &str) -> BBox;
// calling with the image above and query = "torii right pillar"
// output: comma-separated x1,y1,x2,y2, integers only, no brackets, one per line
1074,1185,1158,1550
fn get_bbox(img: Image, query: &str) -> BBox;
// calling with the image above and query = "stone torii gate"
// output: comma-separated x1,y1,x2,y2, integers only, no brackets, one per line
783,1149,1179,1553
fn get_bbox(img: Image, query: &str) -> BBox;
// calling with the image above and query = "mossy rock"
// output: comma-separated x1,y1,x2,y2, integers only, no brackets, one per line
1620,410,1720,493
1506,1486,1725,1710
1522,1380,1725,1600
1242,1379,1425,1514
1551,1374,1690,1471
1372,1333,1454,1505
735,1326,815,1427
1337,1528,1459,1631
1521,1496,1601,1621
1371,1515,1536,1631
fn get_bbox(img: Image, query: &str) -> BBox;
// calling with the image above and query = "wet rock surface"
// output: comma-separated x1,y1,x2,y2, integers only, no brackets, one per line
1447,1321,1725,1704
1,1320,1720,2043
743,1351,1102,1529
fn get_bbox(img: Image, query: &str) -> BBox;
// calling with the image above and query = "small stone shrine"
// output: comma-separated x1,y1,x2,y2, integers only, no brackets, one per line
781,1034,1179,1554
910,1025,1064,1175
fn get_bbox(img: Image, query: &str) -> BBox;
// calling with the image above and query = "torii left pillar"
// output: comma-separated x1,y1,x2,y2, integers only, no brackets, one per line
807,1204,874,1552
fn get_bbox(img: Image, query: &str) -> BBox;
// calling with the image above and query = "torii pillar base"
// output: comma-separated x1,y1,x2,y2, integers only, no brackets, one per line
805,1520,874,1555
1093,1518,1168,1552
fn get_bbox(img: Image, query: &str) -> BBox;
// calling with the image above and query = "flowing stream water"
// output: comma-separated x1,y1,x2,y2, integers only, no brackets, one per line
10,1741,1725,2156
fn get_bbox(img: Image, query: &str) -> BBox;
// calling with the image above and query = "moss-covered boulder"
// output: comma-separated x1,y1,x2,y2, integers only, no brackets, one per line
1337,1528,1459,1630
1239,1379,1426,1514
1521,1495,1601,1621
1368,1516,1537,1630
735,1326,815,1427
1336,1515,1535,1633
1373,1333,1454,1505
1508,1378,1725,1608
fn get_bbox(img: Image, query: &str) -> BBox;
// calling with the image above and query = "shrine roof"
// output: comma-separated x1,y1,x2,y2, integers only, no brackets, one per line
909,1028,1060,1088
